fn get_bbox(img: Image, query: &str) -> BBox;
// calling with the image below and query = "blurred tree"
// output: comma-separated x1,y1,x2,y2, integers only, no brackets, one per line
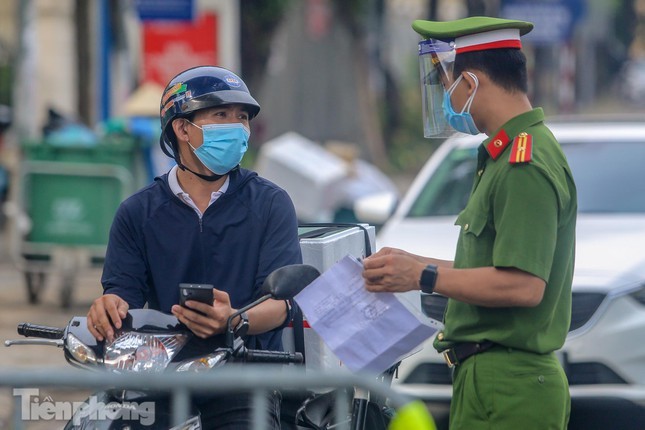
331,0,369,37
331,0,441,171
614,0,637,59
0,42,12,108
245,0,434,172
466,0,488,15
427,0,437,19
75,0,91,126
239,0,293,91
331,0,389,167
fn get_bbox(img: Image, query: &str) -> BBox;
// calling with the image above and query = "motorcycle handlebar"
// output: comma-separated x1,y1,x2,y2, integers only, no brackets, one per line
244,349,304,364
17,323,65,340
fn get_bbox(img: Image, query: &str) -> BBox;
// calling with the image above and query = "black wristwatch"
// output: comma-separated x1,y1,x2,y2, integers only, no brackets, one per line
234,311,249,337
419,264,439,294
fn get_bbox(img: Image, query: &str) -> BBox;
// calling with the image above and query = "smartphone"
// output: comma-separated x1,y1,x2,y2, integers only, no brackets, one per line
179,283,214,307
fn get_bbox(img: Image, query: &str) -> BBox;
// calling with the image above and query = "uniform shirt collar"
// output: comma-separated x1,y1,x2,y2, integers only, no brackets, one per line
481,108,544,161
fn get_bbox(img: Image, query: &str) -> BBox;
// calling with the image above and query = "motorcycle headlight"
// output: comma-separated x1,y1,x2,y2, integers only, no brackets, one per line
175,350,229,372
67,333,98,365
103,332,190,373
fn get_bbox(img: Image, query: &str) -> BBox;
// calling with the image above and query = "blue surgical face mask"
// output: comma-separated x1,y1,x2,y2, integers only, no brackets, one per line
187,122,250,175
442,72,480,135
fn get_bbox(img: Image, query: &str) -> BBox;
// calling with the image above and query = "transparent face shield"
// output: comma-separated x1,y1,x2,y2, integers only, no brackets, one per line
418,39,457,138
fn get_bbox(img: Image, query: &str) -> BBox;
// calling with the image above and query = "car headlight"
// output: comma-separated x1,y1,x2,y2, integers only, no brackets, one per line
175,351,229,372
103,332,190,373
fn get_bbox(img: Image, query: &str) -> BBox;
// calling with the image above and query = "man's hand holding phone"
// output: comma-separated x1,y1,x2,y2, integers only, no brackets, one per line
173,285,236,338
179,283,215,309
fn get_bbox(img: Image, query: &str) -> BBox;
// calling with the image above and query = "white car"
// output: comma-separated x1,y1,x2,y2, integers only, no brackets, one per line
356,118,645,428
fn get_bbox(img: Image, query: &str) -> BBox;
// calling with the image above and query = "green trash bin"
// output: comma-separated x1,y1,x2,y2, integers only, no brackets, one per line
15,136,140,307
19,136,138,250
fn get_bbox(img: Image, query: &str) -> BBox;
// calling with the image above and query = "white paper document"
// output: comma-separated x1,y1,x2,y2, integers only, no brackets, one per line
294,254,442,374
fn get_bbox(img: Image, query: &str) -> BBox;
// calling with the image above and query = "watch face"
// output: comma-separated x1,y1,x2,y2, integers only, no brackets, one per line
421,265,438,294
234,312,249,337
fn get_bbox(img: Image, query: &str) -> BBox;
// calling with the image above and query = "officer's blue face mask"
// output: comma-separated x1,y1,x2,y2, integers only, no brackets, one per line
442,72,480,135
187,121,250,175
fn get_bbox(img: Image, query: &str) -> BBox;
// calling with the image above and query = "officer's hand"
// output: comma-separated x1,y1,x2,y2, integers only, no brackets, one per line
372,247,427,263
171,289,234,339
87,294,129,342
362,252,426,293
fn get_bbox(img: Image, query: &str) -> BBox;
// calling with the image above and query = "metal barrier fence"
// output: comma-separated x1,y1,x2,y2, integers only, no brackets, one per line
0,365,415,429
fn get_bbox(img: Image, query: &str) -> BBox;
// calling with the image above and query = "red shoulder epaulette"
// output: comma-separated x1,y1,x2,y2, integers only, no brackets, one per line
509,132,533,164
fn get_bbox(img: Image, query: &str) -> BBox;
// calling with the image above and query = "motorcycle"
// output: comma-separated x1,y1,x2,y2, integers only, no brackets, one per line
282,361,399,430
282,299,400,430
5,263,321,429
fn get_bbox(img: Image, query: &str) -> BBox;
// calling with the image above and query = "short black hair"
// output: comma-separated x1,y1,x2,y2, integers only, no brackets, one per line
453,48,528,93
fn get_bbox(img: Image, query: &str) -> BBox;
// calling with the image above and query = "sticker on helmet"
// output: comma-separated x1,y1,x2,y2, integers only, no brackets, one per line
162,83,188,104
224,75,241,88
161,100,174,117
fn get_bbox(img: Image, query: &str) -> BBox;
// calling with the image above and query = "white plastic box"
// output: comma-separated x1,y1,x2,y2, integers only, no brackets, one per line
255,132,347,222
282,224,376,372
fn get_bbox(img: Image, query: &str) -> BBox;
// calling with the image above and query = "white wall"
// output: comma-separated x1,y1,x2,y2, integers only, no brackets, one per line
8,0,78,139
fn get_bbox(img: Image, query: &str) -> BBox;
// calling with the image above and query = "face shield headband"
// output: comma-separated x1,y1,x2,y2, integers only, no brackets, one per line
418,38,457,138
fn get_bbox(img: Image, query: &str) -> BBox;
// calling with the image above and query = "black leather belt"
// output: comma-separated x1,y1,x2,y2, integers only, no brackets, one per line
442,341,497,368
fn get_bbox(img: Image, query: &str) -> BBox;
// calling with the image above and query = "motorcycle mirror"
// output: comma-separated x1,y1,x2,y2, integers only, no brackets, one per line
261,264,321,300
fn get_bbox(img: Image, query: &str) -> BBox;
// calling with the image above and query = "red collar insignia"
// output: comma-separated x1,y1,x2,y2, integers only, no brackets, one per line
485,129,511,160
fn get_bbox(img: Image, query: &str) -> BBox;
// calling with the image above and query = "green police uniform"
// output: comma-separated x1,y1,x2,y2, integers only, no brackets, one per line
414,17,577,430
438,108,576,353
439,108,576,429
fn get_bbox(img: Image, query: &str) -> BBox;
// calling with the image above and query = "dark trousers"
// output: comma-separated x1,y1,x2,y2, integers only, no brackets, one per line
195,391,282,430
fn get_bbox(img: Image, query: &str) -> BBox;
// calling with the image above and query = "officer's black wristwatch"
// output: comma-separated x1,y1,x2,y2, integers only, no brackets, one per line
419,264,439,294
234,311,249,337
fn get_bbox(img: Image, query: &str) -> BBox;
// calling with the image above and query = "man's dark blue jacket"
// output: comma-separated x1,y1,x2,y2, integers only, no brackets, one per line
101,167,303,351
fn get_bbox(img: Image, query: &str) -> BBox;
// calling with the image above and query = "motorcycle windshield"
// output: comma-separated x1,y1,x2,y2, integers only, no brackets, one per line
119,309,185,333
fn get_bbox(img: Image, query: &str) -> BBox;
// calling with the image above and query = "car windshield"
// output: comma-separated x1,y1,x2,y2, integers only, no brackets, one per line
407,139,645,217
408,147,478,217
566,141,645,213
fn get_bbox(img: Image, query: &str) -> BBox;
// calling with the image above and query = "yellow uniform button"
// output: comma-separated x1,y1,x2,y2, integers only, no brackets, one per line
464,223,469,231
493,139,503,147
477,169,484,176
437,332,445,341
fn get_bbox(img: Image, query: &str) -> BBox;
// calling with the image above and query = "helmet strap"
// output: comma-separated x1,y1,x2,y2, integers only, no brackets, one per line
177,162,227,182
160,134,225,181
160,135,176,159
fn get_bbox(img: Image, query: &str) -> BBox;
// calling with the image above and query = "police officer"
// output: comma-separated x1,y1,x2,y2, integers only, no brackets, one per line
87,66,303,429
362,17,576,429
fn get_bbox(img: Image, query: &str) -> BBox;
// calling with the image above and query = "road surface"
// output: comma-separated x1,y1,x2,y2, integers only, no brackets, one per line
0,249,100,429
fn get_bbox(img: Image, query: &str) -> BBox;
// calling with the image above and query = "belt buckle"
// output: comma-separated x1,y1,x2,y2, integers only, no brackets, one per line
442,349,457,368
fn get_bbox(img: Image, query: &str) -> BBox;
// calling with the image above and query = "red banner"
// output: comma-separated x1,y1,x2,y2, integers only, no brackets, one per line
142,12,218,86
